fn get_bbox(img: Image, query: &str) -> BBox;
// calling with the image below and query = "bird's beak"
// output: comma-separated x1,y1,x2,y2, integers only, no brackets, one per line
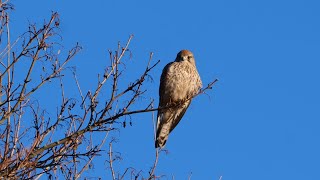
182,56,188,61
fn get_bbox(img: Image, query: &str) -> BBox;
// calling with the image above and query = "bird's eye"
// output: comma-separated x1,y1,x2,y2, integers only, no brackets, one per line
188,56,193,59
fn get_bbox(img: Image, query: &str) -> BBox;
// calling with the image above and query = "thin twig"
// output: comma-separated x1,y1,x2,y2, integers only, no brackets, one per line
108,141,116,180
148,102,159,180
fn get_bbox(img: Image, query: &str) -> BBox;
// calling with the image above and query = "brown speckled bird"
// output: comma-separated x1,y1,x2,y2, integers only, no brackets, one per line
155,50,202,148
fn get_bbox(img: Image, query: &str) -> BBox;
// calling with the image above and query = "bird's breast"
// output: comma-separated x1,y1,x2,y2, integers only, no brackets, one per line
164,62,202,103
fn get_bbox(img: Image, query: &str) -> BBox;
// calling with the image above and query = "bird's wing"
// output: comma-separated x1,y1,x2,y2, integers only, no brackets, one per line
155,62,175,148
156,62,173,126
169,100,191,133
158,62,173,107
155,99,191,148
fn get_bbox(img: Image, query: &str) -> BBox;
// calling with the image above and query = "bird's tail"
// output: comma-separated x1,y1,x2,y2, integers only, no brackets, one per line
155,113,170,148
155,131,168,149
155,138,163,148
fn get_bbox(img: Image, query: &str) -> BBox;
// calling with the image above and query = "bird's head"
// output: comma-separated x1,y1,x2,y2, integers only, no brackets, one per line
175,50,196,66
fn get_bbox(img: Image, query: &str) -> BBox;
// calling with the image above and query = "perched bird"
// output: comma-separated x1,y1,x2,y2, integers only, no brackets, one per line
155,50,202,148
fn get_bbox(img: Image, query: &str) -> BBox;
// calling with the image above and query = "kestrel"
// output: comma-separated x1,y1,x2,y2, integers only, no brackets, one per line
155,50,202,148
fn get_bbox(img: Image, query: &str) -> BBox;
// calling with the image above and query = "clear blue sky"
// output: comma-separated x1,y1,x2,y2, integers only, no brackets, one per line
10,0,320,179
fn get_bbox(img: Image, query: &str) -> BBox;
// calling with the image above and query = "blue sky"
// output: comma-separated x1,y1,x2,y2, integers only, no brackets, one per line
10,0,320,179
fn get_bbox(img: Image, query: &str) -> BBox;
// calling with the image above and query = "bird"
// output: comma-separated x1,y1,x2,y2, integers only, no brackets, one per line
155,50,202,148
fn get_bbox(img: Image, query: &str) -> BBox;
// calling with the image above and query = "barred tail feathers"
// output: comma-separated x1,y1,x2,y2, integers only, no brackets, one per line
155,112,171,148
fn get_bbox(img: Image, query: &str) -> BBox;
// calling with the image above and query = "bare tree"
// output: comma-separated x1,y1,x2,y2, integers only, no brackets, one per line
0,1,218,179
